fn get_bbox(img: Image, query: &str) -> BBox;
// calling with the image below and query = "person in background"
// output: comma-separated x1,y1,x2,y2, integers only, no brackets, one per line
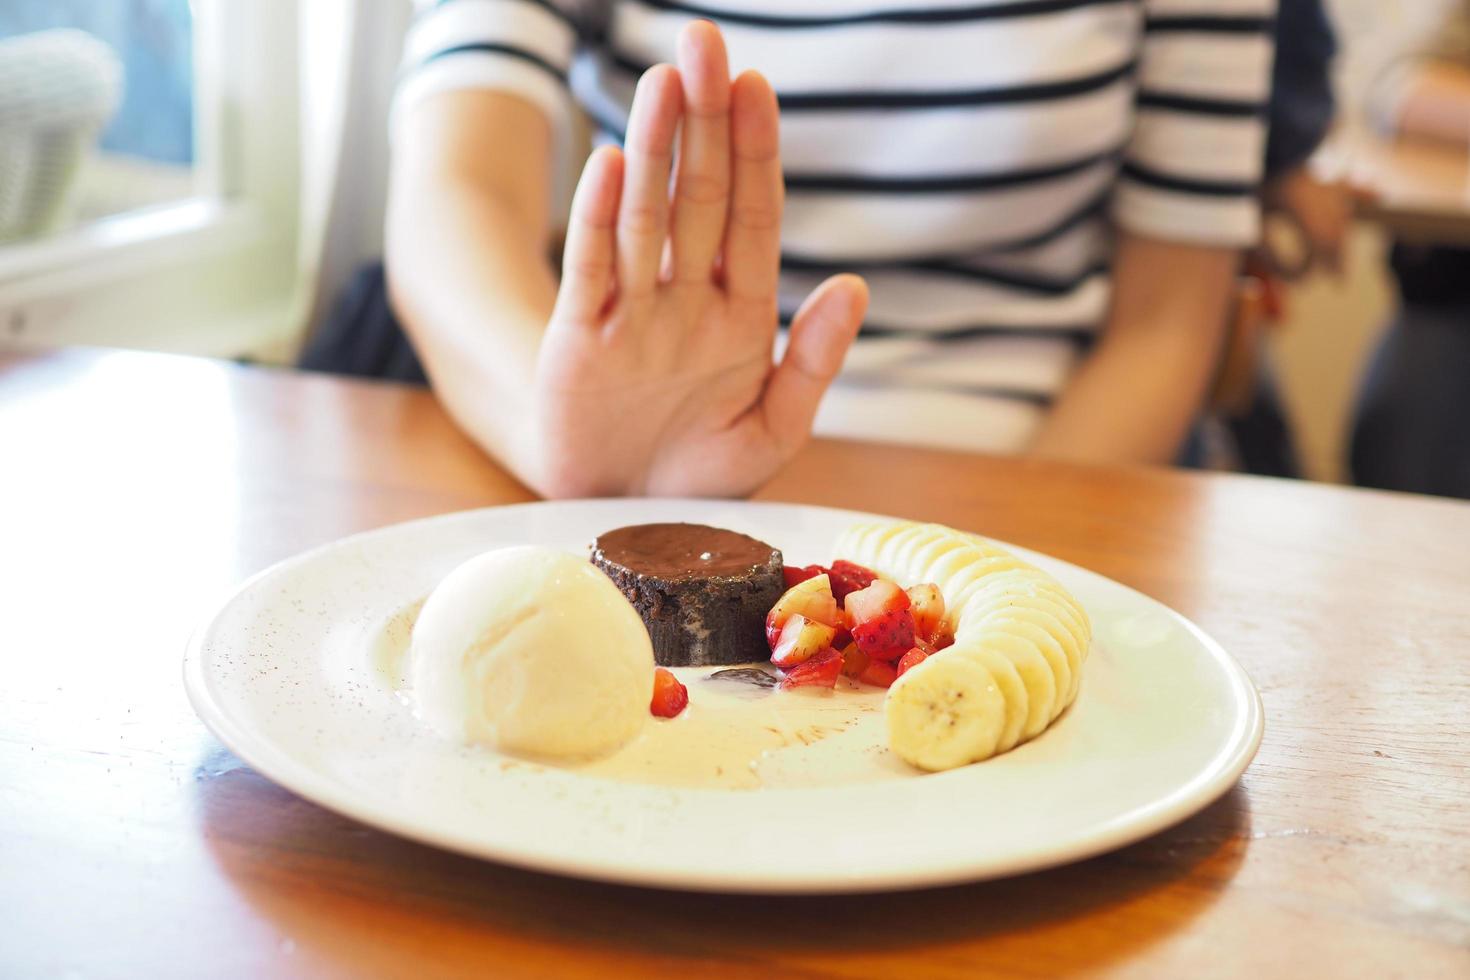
1218,0,1346,477
1263,0,1348,275
378,2,1278,498
1345,1,1470,499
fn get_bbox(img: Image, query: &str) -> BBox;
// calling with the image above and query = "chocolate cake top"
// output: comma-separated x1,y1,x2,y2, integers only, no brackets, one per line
593,523,779,581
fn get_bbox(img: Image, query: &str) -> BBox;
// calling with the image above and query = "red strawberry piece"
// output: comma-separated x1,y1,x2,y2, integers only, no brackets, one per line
906,583,946,643
851,607,917,662
828,559,880,606
856,658,898,688
765,574,840,649
650,668,689,718
782,564,828,588
845,579,911,623
780,647,843,689
895,647,929,678
770,614,838,668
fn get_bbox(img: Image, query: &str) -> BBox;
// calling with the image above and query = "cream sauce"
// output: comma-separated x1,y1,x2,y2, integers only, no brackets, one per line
369,599,919,790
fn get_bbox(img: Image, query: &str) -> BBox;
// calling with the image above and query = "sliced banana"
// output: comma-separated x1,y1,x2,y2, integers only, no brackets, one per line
977,631,1057,738
837,521,1093,770
885,652,1006,772
955,644,1029,752
984,614,1074,716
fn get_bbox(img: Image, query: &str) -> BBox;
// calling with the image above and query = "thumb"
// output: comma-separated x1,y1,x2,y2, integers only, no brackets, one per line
760,273,868,457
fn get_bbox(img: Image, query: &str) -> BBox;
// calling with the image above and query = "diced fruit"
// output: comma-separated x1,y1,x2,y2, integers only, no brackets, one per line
766,574,840,649
896,647,929,678
650,668,689,718
930,620,956,651
856,658,898,688
782,564,827,588
770,614,837,668
828,559,879,606
845,579,910,623
831,620,853,652
846,579,916,660
851,607,916,662
907,583,946,643
779,647,843,689
839,642,869,678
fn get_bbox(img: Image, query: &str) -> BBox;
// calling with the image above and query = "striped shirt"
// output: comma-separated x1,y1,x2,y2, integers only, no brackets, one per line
396,0,1275,452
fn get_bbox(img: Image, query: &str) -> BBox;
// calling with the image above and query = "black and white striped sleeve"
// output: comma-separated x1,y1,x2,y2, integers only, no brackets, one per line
393,0,584,133
1113,0,1277,246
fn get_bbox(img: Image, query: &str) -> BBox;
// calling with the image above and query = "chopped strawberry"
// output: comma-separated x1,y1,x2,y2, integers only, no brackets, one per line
839,642,869,678
650,668,689,718
851,608,916,662
846,579,916,660
770,614,837,668
831,619,853,652
766,574,840,649
896,647,929,678
856,658,898,688
828,559,879,606
906,583,946,643
845,579,910,623
782,564,828,588
779,647,843,689
930,621,956,651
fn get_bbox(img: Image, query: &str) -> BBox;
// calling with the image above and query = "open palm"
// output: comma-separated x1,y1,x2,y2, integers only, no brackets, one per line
532,22,867,497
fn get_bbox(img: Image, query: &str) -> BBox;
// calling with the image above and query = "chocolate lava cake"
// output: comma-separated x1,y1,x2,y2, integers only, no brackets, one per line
591,523,784,667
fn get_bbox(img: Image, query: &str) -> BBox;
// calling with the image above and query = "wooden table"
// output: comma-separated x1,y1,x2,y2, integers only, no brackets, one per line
1327,128,1470,244
3,348,1468,979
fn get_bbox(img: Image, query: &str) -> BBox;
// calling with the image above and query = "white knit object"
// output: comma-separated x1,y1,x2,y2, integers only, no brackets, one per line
0,29,122,241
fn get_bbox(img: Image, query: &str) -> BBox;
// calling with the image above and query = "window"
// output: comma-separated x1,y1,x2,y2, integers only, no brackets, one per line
0,0,304,359
0,0,195,237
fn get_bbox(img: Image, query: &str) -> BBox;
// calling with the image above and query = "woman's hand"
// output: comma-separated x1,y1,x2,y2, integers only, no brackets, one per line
1259,165,1359,279
532,22,868,497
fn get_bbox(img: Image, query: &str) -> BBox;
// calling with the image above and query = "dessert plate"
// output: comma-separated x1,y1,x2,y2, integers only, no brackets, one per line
183,499,1262,893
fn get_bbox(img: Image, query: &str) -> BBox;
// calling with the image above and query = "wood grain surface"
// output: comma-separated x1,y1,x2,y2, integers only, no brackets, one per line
2,348,1467,979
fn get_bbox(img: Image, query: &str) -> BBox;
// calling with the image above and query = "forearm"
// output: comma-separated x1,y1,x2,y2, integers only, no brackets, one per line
1030,310,1226,464
1029,236,1236,465
384,92,558,489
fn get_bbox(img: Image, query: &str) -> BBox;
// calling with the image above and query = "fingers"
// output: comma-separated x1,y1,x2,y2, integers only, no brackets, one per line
555,145,625,323
670,21,732,285
618,64,683,298
760,274,868,456
723,70,784,305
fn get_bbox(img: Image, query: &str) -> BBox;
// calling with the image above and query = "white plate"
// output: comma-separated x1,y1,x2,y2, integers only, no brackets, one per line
184,499,1262,893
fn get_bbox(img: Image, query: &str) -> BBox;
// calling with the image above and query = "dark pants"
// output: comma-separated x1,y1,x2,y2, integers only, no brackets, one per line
1351,302,1470,499
299,263,428,385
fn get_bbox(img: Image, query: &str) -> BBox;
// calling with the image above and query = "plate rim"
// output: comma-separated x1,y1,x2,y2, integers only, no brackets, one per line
183,498,1264,894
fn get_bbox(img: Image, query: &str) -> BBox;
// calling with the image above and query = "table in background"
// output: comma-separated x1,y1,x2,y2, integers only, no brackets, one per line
1331,129,1470,244
2,348,1467,979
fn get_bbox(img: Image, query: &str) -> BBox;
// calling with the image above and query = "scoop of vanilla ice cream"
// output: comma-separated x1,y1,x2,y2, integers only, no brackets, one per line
411,546,654,758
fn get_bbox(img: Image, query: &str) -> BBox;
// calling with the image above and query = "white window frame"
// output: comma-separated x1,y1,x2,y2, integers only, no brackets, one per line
0,0,305,359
